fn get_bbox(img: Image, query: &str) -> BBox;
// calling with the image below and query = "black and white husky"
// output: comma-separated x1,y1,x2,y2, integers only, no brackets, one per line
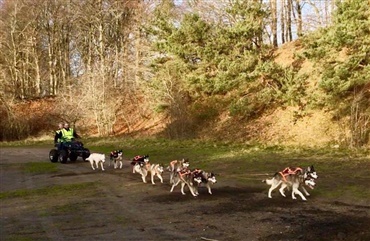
192,169,217,195
263,165,318,201
131,155,149,173
167,159,190,184
133,162,164,185
109,150,123,169
170,169,199,196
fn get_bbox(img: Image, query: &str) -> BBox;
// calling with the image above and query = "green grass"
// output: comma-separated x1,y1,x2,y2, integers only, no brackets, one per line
0,182,96,199
5,236,40,241
83,137,367,160
1,137,369,202
315,183,370,200
0,139,51,147
50,199,95,214
23,162,58,174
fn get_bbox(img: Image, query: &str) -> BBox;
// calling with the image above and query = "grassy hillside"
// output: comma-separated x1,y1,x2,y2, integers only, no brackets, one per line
1,0,368,148
1,40,363,148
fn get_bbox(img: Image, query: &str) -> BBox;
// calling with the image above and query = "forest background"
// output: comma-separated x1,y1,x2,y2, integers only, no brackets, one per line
0,0,369,148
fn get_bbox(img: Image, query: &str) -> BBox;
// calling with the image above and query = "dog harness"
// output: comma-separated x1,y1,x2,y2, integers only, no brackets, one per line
191,169,207,183
279,167,303,182
170,160,189,169
134,155,142,161
191,169,203,177
177,168,192,181
131,155,143,166
110,150,121,159
169,160,178,170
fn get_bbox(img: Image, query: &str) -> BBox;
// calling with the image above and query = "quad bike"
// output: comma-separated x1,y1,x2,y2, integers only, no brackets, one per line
49,140,90,163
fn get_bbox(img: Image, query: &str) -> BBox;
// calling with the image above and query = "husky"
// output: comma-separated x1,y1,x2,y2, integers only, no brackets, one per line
85,153,105,171
170,169,199,197
133,162,164,185
192,169,217,195
167,159,190,184
279,165,318,197
131,155,149,173
109,150,123,169
263,165,318,201
280,176,316,200
148,164,164,184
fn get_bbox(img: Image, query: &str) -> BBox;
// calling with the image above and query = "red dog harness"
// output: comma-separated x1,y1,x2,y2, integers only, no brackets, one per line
279,167,302,182
134,155,142,161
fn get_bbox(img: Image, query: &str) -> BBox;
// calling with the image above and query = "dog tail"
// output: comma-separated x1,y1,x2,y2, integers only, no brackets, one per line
262,178,274,185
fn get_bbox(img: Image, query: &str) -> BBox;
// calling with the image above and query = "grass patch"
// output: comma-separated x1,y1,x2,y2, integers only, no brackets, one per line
49,199,96,214
1,138,369,203
315,183,370,200
0,139,51,148
5,235,41,241
23,162,58,174
0,182,96,200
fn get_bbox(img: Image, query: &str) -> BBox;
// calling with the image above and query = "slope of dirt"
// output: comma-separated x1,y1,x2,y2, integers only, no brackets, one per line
1,40,365,148
1,147,370,241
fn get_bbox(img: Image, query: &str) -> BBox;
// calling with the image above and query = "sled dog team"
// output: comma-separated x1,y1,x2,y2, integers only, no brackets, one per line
86,151,318,200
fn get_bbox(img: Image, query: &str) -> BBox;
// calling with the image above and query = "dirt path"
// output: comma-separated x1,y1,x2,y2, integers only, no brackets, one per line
1,147,370,241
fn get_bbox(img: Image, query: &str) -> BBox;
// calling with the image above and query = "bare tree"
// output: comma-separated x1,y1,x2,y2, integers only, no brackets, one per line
286,0,293,40
270,0,278,47
280,0,285,44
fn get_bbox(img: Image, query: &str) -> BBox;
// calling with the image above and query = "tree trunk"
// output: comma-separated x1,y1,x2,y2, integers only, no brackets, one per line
280,0,285,44
271,0,278,47
295,0,303,37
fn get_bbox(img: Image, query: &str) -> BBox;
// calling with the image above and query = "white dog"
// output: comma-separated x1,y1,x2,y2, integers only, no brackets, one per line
85,153,106,171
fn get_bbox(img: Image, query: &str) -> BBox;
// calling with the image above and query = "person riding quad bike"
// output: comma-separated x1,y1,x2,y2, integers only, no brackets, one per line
54,123,80,148
49,123,90,163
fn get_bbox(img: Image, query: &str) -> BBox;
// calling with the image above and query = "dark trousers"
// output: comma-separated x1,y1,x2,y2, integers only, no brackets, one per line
56,143,64,151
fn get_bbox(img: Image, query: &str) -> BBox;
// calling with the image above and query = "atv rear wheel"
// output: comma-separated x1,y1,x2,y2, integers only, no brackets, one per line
59,150,68,163
49,149,58,163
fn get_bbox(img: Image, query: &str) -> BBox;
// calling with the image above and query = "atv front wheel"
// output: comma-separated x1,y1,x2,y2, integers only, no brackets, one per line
59,150,68,163
49,149,58,163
